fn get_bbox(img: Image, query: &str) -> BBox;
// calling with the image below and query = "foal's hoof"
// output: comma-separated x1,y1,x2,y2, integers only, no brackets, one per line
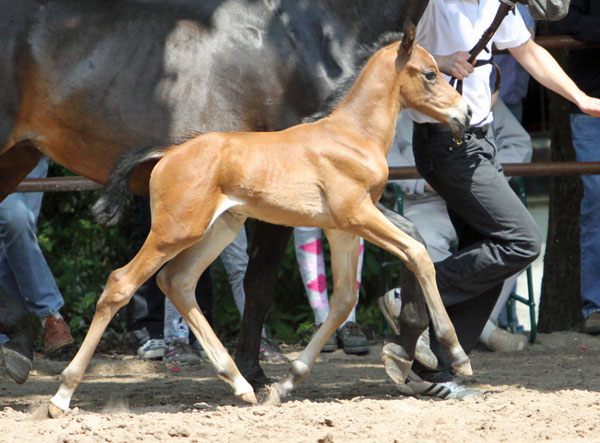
48,402,66,419
453,359,473,376
236,390,258,405
260,385,282,407
381,343,412,385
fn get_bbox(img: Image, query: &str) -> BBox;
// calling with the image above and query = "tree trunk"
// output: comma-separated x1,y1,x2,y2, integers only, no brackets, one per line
537,43,584,332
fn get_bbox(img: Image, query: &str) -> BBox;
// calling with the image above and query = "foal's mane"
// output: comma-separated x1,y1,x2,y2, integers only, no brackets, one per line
302,31,405,123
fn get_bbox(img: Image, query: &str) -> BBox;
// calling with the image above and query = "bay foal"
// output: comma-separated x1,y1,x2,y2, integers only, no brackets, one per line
49,25,471,416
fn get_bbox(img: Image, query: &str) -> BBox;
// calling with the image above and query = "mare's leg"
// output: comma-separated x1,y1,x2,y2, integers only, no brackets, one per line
269,230,360,403
49,230,190,417
235,222,292,387
157,213,256,404
376,203,430,383
347,200,471,379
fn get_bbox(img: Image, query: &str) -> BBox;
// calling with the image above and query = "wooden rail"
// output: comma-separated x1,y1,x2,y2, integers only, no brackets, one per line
14,162,600,193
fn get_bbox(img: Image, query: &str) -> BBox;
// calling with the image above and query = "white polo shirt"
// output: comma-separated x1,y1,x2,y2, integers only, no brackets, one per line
406,0,531,126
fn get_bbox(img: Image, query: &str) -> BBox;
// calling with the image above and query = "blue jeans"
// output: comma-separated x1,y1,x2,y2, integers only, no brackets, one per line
571,113,600,318
0,157,63,345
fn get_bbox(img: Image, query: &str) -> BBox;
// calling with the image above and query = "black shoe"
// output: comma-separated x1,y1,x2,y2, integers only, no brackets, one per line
312,323,338,353
337,322,369,355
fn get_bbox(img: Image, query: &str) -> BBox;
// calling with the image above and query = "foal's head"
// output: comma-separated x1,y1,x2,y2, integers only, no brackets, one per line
396,24,471,136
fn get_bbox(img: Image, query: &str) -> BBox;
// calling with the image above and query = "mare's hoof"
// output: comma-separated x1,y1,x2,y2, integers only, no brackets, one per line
381,342,412,385
237,390,258,405
453,359,473,376
48,402,66,419
1,347,32,384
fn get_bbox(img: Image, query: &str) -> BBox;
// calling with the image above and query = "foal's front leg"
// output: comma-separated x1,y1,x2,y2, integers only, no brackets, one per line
350,201,471,379
376,203,432,383
267,230,360,404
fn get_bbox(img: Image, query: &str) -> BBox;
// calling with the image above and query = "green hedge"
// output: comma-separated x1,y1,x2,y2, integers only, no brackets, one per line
36,163,402,345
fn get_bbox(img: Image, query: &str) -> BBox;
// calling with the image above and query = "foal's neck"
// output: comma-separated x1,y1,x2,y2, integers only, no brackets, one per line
328,44,403,157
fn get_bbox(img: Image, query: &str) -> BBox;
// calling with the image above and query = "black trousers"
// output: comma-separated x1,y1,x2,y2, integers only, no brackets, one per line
129,196,213,341
411,124,541,382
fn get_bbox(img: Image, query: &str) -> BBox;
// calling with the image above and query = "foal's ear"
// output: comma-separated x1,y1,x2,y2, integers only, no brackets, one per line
399,21,416,56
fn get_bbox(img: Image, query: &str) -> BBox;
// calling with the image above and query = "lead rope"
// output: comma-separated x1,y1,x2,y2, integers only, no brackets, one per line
450,0,517,143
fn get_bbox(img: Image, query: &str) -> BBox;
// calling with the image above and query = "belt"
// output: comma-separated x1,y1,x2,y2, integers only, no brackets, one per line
414,122,490,139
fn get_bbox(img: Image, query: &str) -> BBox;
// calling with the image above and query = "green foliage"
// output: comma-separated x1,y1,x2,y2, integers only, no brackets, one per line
37,163,403,345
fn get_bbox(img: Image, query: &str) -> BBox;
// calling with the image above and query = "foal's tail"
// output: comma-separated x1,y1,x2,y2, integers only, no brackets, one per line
93,145,166,226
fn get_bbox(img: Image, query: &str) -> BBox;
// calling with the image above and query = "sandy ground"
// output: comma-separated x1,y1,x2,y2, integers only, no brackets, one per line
1,331,599,442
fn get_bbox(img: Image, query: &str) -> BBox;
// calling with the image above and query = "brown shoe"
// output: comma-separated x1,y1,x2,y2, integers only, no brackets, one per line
42,317,74,354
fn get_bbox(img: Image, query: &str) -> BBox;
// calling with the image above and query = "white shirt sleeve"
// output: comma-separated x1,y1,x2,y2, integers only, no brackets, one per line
493,5,532,50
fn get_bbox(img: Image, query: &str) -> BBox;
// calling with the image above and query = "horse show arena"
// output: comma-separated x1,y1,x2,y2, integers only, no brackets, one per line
1,331,599,442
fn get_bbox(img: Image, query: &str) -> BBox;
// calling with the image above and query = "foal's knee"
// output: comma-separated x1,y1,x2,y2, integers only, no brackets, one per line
405,242,435,277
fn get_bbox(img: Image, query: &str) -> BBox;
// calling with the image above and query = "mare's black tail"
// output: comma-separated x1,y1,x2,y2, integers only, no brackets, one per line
92,145,166,226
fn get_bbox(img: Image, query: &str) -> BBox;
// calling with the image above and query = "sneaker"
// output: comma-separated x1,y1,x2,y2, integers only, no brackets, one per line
337,322,369,355
584,311,600,335
397,371,483,401
313,323,338,353
163,340,202,365
190,339,208,359
486,327,528,352
259,338,286,362
137,338,166,360
42,317,74,354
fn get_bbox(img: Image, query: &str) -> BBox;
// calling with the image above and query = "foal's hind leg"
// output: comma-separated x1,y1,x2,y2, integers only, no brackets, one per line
157,213,256,404
49,231,188,417
346,200,471,379
269,230,360,403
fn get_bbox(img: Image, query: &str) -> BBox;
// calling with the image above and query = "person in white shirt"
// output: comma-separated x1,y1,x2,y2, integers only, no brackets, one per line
388,100,532,355
382,0,600,400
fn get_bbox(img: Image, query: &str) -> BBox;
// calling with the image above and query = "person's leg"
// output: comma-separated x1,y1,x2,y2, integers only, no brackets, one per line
0,157,63,317
294,227,330,324
571,114,600,333
403,195,455,263
220,227,248,317
412,125,541,381
336,238,369,355
294,227,338,351
128,196,168,358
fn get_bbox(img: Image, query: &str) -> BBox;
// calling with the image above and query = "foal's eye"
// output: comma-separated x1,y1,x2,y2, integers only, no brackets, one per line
424,70,437,81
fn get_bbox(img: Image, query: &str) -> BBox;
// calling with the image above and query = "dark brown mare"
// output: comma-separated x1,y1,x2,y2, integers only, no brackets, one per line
48,25,472,415
0,0,569,391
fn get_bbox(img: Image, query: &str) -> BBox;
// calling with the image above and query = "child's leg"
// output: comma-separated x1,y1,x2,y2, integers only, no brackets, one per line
294,227,329,324
164,297,189,345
